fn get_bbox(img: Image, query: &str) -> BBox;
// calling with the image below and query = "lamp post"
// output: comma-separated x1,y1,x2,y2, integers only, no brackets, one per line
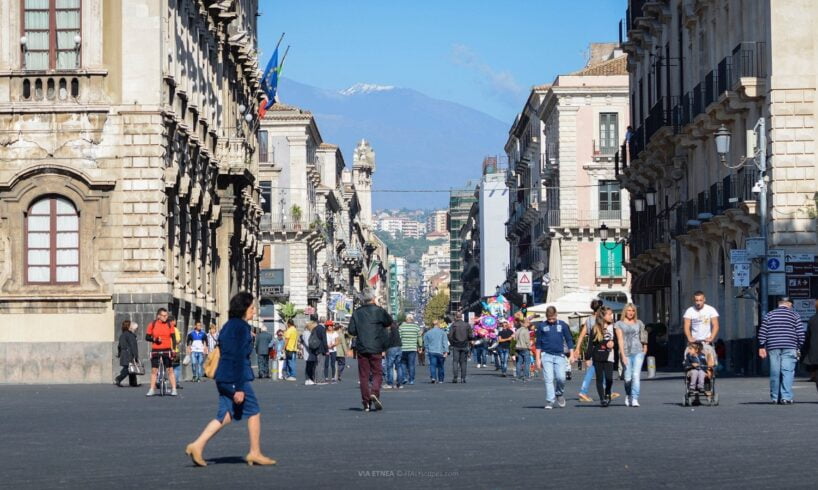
714,121,768,317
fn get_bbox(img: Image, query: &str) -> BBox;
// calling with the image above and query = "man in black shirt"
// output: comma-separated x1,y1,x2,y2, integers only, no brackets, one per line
497,319,514,377
447,314,474,383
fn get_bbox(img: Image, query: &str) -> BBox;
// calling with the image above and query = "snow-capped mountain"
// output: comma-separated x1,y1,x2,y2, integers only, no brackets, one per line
339,83,396,96
277,78,508,209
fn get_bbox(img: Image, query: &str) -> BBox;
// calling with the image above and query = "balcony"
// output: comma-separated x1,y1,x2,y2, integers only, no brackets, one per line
547,208,629,230
730,41,766,95
644,96,672,143
0,70,109,111
260,212,320,241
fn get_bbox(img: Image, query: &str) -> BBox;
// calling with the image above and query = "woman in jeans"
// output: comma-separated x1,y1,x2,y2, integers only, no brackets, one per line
586,307,618,407
615,303,648,407
324,322,339,382
185,292,276,466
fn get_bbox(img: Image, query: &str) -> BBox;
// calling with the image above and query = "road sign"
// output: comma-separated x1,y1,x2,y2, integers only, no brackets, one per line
786,253,815,263
732,263,750,287
768,273,786,295
767,258,782,272
794,299,816,323
730,249,749,264
746,237,765,258
517,270,533,294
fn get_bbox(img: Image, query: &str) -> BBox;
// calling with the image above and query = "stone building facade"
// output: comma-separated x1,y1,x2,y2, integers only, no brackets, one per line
620,0,818,371
504,45,631,311
0,0,261,383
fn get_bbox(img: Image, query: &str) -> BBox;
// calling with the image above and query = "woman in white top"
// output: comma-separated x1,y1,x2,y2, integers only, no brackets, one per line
324,322,339,382
615,303,648,407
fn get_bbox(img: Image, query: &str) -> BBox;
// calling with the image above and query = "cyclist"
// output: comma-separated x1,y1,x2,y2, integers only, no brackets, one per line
145,308,178,396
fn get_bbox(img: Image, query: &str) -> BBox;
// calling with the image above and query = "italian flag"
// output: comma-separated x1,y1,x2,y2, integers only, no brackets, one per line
367,259,381,287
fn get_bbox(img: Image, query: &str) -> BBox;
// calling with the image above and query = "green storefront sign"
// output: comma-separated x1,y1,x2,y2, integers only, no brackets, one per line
599,243,623,277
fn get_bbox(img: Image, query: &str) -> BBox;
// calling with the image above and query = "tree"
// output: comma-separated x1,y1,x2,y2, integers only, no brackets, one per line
423,292,450,326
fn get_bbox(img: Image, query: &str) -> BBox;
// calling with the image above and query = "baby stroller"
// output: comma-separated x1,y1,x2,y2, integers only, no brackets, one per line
682,346,719,407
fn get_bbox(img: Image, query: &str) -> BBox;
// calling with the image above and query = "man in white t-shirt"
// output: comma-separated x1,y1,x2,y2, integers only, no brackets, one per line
683,291,720,363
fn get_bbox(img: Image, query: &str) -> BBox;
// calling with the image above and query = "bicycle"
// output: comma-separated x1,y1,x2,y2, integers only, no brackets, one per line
151,351,170,396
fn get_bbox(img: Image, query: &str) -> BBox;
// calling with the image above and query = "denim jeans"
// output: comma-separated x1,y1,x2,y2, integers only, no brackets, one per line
429,353,445,382
284,351,297,378
515,349,530,379
623,352,645,400
498,349,510,374
579,362,595,394
257,354,269,378
768,348,797,402
385,347,402,386
541,353,567,403
191,351,205,379
324,352,337,380
473,345,487,365
400,351,418,384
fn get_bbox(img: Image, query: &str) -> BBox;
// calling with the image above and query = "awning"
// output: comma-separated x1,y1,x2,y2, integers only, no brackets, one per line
632,263,671,295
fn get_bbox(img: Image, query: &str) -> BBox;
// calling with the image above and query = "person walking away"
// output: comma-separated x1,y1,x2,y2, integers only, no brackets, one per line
758,296,805,404
324,321,339,383
302,322,320,385
283,320,298,381
116,320,140,387
185,292,275,467
335,325,349,382
683,291,720,366
615,303,648,407
587,307,618,407
170,317,184,388
398,314,423,385
448,314,474,383
384,322,403,389
145,308,178,396
255,327,273,379
424,321,449,383
496,319,513,377
801,299,818,391
574,300,603,402
274,330,286,380
534,307,574,409
514,318,532,381
347,288,394,412
187,322,209,382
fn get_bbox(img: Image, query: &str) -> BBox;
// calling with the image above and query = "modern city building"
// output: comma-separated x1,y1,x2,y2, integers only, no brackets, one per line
448,182,478,313
620,0,818,370
427,209,449,234
0,0,262,382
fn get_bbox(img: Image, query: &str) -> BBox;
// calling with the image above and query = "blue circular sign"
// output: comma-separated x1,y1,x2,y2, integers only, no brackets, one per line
767,258,780,271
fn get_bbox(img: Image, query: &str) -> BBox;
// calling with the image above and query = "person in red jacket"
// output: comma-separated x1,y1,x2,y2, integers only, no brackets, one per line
145,308,178,396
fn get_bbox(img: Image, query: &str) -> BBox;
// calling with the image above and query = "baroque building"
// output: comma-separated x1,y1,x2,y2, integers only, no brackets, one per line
620,0,818,371
0,0,261,383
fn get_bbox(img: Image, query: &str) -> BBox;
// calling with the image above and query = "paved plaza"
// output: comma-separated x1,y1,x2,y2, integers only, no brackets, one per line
1,363,816,489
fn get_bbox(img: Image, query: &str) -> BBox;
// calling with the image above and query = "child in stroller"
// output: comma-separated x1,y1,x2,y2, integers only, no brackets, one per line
683,341,718,406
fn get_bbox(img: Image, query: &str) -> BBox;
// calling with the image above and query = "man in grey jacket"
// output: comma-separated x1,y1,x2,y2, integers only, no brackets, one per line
255,327,273,378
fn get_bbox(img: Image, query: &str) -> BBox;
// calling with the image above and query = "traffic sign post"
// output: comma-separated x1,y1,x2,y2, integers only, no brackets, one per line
517,270,533,294
732,263,750,287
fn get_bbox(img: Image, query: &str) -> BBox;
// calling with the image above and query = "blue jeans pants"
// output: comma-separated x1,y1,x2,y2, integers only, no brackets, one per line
385,347,402,386
400,351,418,384
768,348,797,402
498,349,510,374
429,353,445,382
623,352,645,400
579,362,595,395
541,353,567,403
473,345,487,365
191,351,205,379
515,349,530,379
284,351,297,378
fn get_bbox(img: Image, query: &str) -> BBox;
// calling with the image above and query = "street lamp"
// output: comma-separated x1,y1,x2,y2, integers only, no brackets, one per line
600,223,627,250
645,187,657,207
713,120,768,317
714,124,731,163
634,195,646,213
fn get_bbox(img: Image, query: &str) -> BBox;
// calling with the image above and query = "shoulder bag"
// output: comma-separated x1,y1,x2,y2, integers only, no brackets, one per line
204,345,220,378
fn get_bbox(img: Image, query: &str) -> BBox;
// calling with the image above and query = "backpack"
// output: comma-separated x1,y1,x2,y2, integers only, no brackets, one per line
308,330,321,350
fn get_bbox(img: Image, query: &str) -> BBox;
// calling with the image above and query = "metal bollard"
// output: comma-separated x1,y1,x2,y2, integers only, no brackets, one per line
647,356,656,378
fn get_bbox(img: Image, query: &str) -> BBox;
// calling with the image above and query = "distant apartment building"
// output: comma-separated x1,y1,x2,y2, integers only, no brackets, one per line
376,216,426,238
449,184,478,313
427,209,449,234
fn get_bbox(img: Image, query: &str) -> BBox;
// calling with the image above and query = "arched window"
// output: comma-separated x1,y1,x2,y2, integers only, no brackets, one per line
26,196,79,284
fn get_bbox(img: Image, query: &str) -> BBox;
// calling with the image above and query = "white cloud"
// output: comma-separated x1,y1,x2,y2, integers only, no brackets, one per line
450,43,525,104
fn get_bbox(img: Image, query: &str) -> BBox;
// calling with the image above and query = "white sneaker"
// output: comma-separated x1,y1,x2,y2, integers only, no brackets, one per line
631,399,640,407
170,389,178,396
304,379,315,386
145,389,155,397
625,396,631,407
286,377,296,381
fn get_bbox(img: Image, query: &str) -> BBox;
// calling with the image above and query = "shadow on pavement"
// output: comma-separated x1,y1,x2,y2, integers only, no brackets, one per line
206,456,247,465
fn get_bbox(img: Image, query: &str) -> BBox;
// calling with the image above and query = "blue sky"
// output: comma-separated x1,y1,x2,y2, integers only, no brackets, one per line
258,0,627,123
